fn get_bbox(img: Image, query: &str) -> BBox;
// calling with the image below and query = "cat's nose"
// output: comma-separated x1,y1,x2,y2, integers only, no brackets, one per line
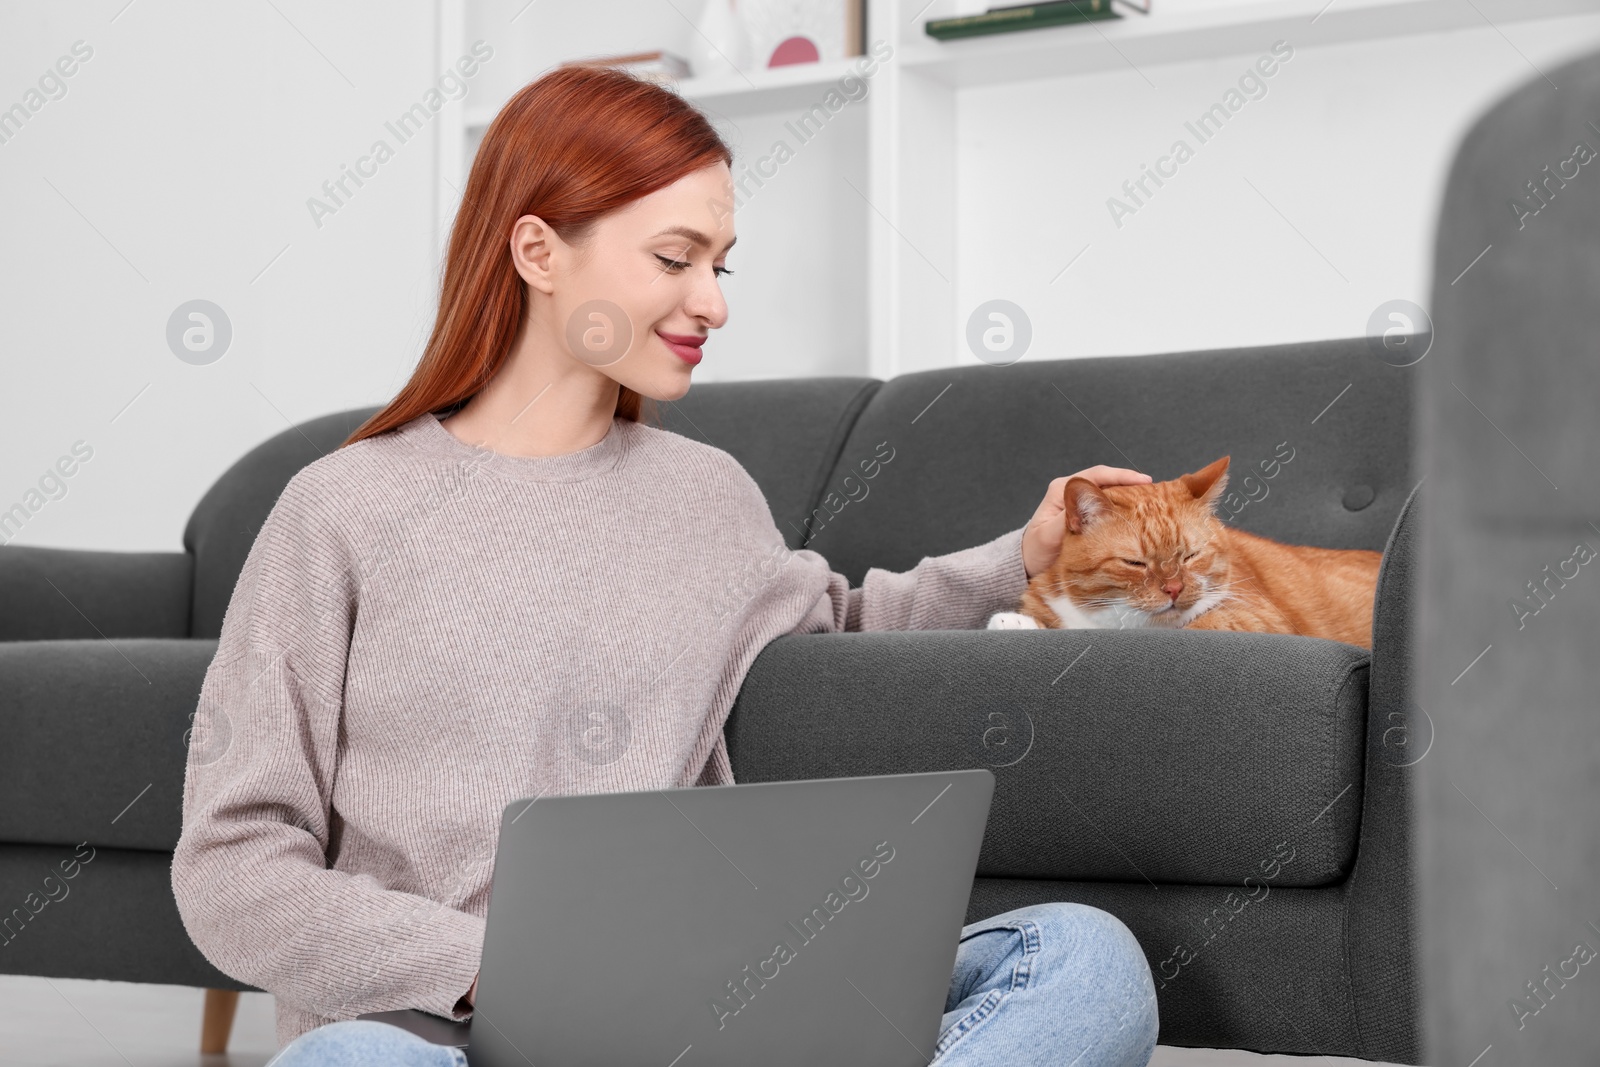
1163,579,1183,600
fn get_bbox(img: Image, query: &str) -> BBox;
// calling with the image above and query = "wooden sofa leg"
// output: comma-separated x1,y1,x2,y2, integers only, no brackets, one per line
201,988,240,1054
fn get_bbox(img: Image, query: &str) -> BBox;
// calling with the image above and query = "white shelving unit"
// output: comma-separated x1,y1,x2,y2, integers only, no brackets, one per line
899,0,1600,85
463,55,873,123
443,0,1600,382
865,0,1597,379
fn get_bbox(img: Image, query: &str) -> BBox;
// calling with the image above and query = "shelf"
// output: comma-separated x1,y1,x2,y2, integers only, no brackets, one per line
677,56,872,118
463,56,870,128
900,0,1600,88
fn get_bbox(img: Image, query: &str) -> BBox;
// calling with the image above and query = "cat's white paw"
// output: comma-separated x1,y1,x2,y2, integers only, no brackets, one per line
986,612,1041,630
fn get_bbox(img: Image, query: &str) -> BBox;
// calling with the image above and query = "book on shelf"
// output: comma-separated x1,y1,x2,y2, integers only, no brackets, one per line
985,0,1152,11
926,0,1121,41
566,50,691,85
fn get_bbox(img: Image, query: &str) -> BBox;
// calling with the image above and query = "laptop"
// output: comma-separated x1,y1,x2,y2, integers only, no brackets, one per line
359,768,995,1066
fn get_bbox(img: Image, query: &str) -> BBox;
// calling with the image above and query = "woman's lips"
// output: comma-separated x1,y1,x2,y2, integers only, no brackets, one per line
657,330,705,365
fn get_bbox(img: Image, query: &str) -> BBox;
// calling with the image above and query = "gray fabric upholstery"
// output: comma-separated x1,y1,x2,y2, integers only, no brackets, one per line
1342,484,1422,1062
0,843,245,991
1415,49,1600,1065
0,546,191,641
812,338,1412,585
968,878,1359,1055
0,639,214,852
726,629,1367,887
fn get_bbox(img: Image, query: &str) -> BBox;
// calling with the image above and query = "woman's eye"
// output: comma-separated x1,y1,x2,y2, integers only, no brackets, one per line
655,254,735,278
1121,559,1146,567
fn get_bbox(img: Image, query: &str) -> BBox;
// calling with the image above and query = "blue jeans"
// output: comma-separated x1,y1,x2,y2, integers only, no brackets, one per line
269,901,1158,1067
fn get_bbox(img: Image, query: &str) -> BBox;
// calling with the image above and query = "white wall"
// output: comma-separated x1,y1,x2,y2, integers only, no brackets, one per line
956,10,1600,359
1,0,455,553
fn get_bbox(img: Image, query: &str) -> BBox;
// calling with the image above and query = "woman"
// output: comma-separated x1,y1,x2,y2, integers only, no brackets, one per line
171,64,1159,1066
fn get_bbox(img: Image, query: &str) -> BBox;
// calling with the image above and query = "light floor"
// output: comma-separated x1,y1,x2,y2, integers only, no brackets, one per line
0,975,1403,1066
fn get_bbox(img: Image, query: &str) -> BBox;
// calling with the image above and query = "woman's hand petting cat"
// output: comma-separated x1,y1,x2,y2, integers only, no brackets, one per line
1020,466,1153,579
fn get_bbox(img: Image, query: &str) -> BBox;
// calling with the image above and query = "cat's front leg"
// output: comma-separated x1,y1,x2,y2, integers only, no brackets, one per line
987,611,1042,630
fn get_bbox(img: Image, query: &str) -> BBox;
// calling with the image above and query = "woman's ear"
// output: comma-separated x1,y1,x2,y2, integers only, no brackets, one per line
508,214,559,295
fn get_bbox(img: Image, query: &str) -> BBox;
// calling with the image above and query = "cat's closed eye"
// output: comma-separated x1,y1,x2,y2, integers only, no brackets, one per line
1121,558,1146,567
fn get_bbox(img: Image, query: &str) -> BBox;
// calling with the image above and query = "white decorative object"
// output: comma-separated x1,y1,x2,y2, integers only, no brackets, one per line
687,0,752,80
738,0,861,69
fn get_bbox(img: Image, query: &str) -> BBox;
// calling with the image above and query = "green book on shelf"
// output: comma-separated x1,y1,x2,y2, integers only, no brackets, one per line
926,0,1119,40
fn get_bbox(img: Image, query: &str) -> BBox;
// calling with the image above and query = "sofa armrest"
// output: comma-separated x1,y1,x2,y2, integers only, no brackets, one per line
1341,481,1422,1058
726,627,1370,887
1369,482,1421,762
0,638,216,851
0,545,192,641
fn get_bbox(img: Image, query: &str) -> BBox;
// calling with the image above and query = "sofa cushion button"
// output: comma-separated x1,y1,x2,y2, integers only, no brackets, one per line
1342,484,1375,511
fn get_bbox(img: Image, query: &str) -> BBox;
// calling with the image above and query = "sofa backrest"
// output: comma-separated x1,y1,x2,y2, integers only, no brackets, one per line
808,337,1415,585
183,338,1410,637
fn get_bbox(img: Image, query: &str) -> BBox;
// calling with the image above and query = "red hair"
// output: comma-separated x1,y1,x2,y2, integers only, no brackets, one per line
342,65,733,448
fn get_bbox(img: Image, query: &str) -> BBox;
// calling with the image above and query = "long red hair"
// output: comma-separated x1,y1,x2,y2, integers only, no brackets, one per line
342,65,733,448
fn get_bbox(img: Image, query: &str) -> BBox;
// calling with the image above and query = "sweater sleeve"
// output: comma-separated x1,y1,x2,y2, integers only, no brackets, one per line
170,470,483,1023
795,523,1031,632
716,456,1031,633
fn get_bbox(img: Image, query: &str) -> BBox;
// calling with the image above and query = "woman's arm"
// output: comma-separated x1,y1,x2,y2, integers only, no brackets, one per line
799,465,1155,632
171,470,483,1023
798,523,1031,632
721,457,1151,633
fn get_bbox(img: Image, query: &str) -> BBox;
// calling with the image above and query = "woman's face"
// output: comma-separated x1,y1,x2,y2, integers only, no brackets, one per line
520,161,735,402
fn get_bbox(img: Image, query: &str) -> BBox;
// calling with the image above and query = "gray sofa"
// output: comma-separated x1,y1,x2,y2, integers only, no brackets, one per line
0,336,1420,1061
1414,48,1600,1066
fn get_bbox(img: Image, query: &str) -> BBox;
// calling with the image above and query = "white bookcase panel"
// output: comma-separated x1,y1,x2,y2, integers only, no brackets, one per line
443,0,1600,381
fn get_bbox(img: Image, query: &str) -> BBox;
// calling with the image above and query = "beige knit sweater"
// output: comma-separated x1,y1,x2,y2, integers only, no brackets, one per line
170,410,1029,1046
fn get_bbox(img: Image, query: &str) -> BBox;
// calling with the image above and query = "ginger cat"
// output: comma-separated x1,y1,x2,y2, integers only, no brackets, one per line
987,456,1382,647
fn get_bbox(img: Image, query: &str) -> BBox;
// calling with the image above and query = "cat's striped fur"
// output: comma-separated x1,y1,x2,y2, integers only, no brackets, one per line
987,456,1382,648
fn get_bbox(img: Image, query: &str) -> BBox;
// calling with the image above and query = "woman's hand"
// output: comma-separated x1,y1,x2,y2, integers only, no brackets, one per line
1020,465,1153,579
455,973,478,1015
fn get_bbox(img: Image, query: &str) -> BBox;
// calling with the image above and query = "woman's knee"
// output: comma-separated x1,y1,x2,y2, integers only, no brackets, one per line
1023,903,1159,1028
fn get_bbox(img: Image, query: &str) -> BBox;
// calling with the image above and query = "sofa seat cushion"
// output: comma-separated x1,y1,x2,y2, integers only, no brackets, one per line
4,629,1369,891
725,628,1369,888
0,843,248,989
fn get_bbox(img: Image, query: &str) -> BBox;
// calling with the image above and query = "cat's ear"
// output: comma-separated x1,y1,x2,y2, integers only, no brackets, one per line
1063,477,1111,534
1180,456,1230,511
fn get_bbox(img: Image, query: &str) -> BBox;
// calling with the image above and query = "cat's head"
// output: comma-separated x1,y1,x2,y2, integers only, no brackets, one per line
1048,456,1232,628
